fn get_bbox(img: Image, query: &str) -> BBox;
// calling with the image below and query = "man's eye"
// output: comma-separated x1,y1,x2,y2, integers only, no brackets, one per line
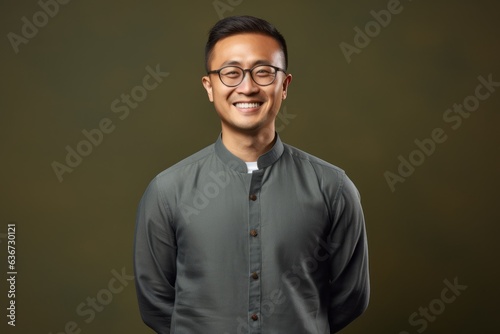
256,70,272,76
223,71,241,77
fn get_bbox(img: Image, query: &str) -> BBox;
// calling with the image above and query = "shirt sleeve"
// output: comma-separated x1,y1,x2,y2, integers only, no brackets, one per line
327,173,370,333
134,177,177,334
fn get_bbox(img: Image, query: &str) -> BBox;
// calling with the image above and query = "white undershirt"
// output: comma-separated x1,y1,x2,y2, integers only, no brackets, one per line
245,161,259,174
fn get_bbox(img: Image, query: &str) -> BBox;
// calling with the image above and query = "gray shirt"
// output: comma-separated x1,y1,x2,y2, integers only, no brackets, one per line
134,134,369,334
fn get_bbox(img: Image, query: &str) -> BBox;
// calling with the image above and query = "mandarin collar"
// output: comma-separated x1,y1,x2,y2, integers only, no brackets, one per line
214,133,284,173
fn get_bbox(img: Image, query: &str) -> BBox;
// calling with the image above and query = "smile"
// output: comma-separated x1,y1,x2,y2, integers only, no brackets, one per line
233,102,263,109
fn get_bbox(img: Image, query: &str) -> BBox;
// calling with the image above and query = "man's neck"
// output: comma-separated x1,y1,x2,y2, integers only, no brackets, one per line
221,127,276,162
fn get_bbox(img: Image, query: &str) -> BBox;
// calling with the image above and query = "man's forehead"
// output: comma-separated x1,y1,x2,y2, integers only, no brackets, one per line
210,33,284,66
218,59,276,68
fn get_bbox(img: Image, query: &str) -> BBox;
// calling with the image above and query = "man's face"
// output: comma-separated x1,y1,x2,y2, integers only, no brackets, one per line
202,33,292,134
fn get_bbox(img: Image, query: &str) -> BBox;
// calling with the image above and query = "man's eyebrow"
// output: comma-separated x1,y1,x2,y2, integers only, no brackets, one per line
220,59,272,67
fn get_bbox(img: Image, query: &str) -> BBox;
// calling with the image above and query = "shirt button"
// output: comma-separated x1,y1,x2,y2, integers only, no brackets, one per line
251,272,259,280
249,194,257,201
251,314,259,321
250,229,258,237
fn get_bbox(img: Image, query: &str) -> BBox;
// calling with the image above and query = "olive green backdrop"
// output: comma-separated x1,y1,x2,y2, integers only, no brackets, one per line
1,0,499,333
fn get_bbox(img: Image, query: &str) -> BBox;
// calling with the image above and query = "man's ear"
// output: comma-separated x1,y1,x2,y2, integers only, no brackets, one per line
202,76,214,102
282,74,293,100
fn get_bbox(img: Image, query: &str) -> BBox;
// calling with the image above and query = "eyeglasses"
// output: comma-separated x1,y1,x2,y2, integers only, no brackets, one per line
207,64,286,87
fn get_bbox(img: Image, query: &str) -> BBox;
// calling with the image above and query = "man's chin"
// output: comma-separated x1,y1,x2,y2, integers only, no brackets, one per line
223,120,270,134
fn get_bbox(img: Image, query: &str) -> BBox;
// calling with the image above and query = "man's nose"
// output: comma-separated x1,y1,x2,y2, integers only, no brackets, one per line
236,71,259,94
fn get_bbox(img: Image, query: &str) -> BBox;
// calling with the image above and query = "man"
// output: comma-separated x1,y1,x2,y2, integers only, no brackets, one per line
134,15,369,334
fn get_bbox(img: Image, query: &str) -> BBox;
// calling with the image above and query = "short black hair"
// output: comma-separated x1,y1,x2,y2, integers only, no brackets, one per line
205,15,288,72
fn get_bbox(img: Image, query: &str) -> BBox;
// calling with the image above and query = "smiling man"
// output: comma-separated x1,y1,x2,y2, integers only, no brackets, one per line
134,16,369,334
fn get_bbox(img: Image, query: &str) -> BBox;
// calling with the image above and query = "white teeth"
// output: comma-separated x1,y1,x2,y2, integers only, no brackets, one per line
235,102,261,109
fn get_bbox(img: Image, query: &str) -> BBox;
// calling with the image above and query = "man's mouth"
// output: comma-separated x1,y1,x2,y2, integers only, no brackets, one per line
233,102,263,109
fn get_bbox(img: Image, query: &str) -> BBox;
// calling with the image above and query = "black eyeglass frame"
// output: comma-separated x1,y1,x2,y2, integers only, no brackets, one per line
207,64,287,87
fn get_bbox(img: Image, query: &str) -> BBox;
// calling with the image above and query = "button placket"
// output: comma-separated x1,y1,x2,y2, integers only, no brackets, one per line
247,170,263,333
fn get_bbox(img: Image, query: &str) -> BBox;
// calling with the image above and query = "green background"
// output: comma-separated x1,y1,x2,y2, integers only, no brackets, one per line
1,0,499,333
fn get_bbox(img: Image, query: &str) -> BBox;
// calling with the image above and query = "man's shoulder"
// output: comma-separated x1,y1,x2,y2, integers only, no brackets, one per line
282,142,345,175
155,143,215,180
282,142,362,201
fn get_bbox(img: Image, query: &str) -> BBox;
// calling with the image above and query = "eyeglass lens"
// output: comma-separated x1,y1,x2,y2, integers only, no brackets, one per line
219,66,277,86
